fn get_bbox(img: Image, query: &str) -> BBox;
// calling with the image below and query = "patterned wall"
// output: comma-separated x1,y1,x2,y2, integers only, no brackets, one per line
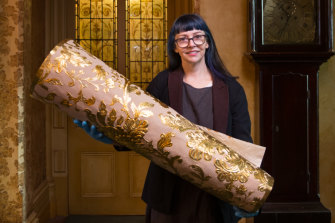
0,0,24,222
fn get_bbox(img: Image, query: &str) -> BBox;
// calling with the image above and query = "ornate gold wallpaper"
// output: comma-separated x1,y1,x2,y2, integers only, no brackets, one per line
0,0,24,222
31,40,273,212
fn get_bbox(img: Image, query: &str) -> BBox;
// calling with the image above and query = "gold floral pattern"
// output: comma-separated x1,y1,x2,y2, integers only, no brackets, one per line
160,111,230,161
34,42,125,106
85,82,155,147
61,90,96,108
82,87,182,173
159,110,274,211
0,0,24,222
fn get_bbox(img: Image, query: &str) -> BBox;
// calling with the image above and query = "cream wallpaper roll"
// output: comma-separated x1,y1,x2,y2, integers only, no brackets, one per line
31,39,274,212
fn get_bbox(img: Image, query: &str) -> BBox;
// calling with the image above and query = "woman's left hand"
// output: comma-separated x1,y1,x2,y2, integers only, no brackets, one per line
73,119,114,144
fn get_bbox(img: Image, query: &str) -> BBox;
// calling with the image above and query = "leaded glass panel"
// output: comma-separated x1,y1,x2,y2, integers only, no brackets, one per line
75,0,118,69
126,0,168,89
75,0,168,89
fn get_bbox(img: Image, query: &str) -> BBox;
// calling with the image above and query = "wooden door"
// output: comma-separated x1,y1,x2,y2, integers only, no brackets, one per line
68,117,150,215
65,0,193,215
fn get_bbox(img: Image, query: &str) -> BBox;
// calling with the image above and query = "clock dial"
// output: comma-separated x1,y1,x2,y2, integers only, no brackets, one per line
263,0,316,44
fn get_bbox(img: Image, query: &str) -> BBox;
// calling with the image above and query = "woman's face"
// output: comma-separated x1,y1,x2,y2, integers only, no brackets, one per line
174,29,209,66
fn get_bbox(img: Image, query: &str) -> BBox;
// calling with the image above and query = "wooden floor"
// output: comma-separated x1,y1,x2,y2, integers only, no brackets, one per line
67,215,145,223
49,215,145,223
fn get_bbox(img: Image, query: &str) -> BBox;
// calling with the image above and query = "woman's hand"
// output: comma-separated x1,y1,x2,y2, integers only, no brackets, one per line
233,206,259,218
73,119,114,144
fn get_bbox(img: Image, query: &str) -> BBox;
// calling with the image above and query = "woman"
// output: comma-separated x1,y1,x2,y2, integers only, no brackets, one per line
75,14,257,222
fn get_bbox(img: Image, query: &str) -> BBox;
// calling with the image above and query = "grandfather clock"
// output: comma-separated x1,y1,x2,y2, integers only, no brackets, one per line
249,0,333,222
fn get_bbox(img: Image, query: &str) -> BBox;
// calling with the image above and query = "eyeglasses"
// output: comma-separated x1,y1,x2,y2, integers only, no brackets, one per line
175,35,207,48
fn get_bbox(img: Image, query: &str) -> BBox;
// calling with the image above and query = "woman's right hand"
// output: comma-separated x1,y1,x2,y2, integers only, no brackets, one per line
73,119,114,144
233,206,259,218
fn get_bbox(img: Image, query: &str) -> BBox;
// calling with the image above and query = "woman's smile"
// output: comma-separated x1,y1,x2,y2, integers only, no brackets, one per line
185,50,199,55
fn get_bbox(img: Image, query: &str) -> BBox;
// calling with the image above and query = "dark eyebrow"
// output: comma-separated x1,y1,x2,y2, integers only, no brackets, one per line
193,32,204,35
176,32,205,38
176,35,187,38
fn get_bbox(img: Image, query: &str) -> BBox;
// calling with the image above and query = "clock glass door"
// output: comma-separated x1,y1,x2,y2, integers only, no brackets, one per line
262,0,317,45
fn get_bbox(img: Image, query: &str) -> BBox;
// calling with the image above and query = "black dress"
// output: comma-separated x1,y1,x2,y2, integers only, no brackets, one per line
150,82,221,223
140,68,252,223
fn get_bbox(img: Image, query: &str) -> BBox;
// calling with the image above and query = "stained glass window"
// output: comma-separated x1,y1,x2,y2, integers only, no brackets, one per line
75,0,168,89
126,0,168,89
75,0,118,69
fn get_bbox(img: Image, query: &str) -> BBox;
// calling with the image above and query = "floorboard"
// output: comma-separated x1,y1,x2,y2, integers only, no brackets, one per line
50,215,146,223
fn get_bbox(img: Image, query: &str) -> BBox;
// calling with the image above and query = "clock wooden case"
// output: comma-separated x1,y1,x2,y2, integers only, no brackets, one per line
249,0,333,222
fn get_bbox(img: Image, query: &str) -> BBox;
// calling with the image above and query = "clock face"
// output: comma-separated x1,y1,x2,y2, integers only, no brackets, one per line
262,0,317,44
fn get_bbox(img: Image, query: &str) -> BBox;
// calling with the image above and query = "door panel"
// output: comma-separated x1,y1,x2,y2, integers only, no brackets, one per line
68,118,150,215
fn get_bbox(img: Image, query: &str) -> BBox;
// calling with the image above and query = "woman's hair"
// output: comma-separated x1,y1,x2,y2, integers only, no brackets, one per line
167,14,232,80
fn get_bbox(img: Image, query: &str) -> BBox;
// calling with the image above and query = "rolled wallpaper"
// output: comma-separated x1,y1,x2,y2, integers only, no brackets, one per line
31,39,273,212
